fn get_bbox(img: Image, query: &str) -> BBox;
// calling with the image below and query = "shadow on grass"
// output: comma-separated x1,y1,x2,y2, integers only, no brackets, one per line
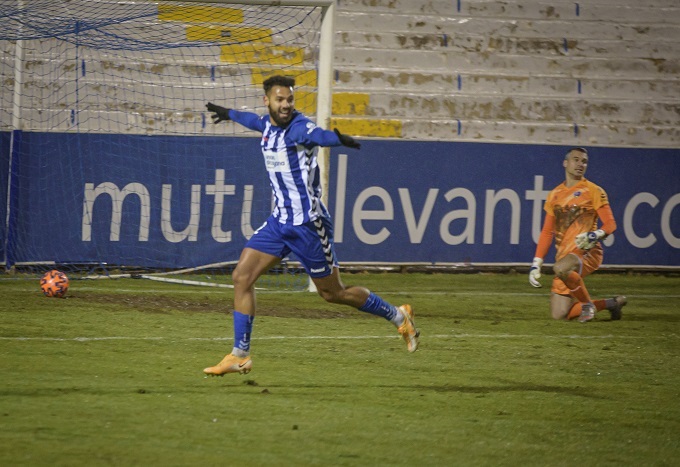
224,380,604,399
0,381,604,399
414,383,603,398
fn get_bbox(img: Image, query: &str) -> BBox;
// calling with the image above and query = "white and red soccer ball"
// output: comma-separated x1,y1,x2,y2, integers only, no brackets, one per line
40,270,69,298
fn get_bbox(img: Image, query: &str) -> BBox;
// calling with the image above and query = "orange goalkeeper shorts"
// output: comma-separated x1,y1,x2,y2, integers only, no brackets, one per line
551,246,603,295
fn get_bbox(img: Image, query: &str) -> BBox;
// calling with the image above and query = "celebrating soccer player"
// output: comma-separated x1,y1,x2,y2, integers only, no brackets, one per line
528,147,627,322
202,75,419,376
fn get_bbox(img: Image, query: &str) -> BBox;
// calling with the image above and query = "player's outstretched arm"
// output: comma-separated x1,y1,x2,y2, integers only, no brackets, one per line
333,128,361,149
296,123,361,149
206,103,265,132
206,102,231,123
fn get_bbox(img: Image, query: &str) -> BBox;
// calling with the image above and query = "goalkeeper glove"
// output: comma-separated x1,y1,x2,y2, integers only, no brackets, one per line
529,257,543,288
334,128,361,149
206,102,231,123
575,229,606,250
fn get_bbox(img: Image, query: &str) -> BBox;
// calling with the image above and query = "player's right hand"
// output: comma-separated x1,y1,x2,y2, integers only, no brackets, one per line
529,257,543,288
206,102,231,123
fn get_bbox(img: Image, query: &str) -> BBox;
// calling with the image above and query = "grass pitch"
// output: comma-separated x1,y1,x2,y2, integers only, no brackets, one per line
1,272,679,466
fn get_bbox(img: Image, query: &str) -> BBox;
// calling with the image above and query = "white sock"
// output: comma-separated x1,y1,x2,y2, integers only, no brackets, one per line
391,307,405,327
232,347,249,358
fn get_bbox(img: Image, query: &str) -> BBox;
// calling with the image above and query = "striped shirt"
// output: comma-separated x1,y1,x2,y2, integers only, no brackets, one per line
229,109,343,225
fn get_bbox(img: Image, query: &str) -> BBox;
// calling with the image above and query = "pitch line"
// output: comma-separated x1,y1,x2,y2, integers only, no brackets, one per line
1,333,675,342
55,285,680,299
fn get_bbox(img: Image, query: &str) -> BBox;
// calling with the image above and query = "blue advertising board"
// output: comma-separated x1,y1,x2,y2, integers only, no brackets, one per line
1,132,272,268
1,132,678,268
328,141,679,266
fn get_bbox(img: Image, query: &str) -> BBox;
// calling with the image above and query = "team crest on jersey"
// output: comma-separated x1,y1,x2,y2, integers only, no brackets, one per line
574,191,582,197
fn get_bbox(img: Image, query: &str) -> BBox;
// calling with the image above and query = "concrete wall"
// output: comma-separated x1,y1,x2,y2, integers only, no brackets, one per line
332,0,680,146
1,0,678,147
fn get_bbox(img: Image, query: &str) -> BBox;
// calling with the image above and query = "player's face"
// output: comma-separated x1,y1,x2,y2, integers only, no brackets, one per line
264,85,294,127
563,150,588,179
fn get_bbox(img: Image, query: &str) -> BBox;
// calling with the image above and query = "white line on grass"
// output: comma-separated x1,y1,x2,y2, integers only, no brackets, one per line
1,333,675,342
53,286,680,299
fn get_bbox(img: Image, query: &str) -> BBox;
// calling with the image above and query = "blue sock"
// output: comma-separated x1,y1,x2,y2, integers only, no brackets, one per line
232,311,254,356
359,292,400,323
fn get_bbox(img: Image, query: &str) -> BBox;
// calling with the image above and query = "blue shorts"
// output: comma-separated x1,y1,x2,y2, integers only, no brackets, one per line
245,215,339,278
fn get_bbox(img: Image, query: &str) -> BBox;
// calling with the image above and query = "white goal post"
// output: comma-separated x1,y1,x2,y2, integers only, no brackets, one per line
1,0,337,290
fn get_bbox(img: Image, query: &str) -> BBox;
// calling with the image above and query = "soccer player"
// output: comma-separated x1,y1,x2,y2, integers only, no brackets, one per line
528,147,627,322
202,75,419,376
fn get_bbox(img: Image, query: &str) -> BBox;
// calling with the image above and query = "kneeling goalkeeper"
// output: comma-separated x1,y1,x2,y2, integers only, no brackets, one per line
528,147,627,322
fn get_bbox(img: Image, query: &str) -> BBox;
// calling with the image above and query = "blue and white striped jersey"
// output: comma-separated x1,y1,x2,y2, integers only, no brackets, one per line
229,109,343,225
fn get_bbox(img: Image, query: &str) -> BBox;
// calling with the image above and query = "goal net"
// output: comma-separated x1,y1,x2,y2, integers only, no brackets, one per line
0,0,334,288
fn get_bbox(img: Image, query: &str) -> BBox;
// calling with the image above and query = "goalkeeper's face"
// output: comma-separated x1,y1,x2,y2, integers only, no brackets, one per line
563,150,589,180
265,85,295,127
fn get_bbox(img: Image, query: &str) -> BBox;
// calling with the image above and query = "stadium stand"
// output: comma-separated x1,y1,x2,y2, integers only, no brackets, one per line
332,0,680,146
2,0,678,147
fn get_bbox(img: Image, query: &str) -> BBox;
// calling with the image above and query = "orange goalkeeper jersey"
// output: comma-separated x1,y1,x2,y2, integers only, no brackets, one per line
544,179,610,261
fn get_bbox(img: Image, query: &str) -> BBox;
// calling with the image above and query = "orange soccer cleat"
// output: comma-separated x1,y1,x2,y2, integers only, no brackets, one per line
397,304,420,352
203,354,252,376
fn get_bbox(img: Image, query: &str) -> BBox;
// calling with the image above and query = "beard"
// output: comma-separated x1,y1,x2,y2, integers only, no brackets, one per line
269,107,293,127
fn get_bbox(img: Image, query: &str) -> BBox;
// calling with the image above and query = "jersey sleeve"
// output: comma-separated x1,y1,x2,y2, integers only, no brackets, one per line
597,204,617,235
534,213,555,259
229,110,267,132
590,182,610,211
543,190,555,216
287,118,342,147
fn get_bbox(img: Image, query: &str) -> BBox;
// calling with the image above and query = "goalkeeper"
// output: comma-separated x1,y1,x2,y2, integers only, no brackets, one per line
528,147,627,322
202,75,419,376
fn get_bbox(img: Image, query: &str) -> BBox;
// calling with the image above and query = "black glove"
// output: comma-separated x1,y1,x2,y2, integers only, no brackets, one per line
206,102,231,123
334,128,361,149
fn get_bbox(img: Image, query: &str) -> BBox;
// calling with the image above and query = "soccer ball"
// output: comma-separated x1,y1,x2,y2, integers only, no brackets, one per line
40,270,69,298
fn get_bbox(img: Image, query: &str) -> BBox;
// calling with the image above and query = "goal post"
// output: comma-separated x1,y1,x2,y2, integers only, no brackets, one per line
0,0,336,289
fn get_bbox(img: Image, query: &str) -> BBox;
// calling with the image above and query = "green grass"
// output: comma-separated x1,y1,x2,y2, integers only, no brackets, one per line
1,272,679,466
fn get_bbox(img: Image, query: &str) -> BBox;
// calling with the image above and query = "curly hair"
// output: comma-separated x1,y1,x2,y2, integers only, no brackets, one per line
263,75,295,95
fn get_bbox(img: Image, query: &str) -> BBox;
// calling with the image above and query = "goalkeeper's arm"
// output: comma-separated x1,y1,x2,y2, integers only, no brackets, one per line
529,214,555,288
575,205,617,250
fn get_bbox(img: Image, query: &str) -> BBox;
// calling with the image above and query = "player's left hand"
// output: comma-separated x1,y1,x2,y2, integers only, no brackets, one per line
575,229,606,250
206,102,231,123
334,128,361,149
